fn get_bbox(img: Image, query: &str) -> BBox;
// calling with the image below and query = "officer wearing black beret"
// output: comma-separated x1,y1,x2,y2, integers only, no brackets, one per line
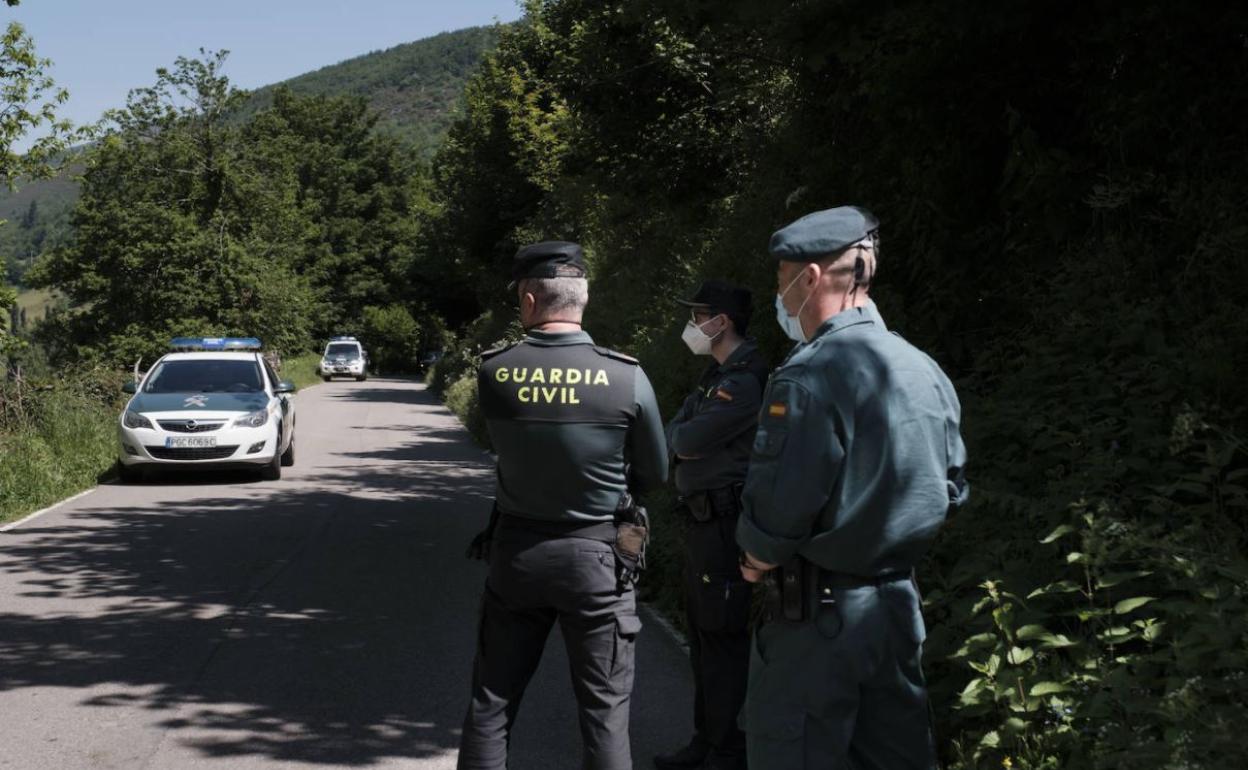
735,207,969,769
655,281,768,770
458,241,668,770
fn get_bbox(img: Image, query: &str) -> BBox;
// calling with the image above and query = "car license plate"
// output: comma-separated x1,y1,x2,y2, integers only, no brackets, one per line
166,436,217,449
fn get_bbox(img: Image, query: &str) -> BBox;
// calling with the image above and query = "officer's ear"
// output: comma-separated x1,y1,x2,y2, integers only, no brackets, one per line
802,261,823,289
520,291,537,318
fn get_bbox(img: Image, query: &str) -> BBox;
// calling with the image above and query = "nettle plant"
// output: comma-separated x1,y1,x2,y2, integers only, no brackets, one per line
948,414,1248,770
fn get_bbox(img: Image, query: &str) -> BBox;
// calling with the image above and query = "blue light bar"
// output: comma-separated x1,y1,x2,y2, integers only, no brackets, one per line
329,335,358,342
170,337,263,351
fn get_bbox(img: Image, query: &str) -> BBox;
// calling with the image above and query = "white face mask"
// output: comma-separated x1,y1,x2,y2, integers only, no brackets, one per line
775,269,813,343
681,317,721,355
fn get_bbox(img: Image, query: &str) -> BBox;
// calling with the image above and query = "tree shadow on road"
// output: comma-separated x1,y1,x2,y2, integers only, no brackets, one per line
324,379,442,408
0,421,494,766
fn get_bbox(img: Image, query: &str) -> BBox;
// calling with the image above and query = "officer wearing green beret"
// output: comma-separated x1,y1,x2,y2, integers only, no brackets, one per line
735,207,969,769
458,241,668,770
656,281,768,770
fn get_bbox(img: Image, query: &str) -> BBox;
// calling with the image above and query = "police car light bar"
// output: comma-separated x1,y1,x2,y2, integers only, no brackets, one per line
170,337,263,351
329,335,358,342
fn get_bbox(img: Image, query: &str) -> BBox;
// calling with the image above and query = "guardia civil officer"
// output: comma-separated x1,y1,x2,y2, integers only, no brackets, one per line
458,241,668,770
655,281,767,770
735,207,969,769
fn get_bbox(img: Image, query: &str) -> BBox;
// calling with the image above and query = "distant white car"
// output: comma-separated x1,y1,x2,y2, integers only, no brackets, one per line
318,336,368,381
117,337,297,482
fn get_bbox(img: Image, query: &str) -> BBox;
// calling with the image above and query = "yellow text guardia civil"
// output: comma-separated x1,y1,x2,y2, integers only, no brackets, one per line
493,366,612,405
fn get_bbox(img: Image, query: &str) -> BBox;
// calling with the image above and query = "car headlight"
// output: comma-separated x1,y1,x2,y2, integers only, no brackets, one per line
233,409,270,428
123,411,154,430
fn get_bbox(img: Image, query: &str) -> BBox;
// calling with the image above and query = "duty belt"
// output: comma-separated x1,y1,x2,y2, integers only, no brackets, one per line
496,512,618,543
771,558,914,622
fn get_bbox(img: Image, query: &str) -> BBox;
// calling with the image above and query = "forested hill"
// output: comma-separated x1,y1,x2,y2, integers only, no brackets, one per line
1,24,503,289
237,25,502,157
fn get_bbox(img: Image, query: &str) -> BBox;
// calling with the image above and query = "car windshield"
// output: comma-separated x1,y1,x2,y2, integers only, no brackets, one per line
143,360,265,394
326,343,359,358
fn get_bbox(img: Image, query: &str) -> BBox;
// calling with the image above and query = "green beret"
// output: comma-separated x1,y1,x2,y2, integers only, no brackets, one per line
769,206,879,262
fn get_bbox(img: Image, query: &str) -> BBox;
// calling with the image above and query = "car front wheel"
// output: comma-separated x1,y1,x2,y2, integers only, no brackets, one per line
280,433,295,467
260,434,282,481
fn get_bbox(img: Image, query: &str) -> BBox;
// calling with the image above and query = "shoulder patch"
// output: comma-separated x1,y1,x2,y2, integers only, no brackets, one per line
592,346,639,365
761,378,808,424
480,342,518,360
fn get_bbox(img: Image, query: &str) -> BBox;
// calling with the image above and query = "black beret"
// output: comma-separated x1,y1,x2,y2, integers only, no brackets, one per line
511,241,588,284
769,206,879,262
676,280,752,321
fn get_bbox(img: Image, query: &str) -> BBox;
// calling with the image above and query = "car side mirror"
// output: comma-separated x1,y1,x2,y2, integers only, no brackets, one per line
122,381,138,394
275,380,296,394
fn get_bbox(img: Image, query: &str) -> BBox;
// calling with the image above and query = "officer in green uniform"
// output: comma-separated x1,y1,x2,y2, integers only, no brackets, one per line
458,241,668,770
735,207,969,769
656,281,768,770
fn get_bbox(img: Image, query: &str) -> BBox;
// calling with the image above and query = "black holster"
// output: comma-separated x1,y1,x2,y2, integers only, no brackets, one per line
777,558,808,621
613,491,649,587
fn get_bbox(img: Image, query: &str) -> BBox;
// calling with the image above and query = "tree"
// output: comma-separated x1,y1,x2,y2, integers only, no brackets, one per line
28,51,430,364
1,16,82,354
1,21,84,186
28,51,318,362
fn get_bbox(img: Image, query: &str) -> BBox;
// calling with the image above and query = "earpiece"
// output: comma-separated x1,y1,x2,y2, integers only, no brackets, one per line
853,256,866,285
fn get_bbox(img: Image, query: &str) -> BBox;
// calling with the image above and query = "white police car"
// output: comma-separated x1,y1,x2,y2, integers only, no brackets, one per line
117,338,297,482
318,336,368,381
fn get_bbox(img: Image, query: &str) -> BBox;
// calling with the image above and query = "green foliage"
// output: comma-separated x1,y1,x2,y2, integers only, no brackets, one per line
361,304,421,373
0,366,126,524
0,17,86,355
1,24,500,304
422,2,1248,767
239,26,504,159
278,351,324,392
443,372,487,447
0,21,89,187
27,52,426,367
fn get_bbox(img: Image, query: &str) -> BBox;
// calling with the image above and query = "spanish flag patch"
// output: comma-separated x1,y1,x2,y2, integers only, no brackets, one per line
714,388,734,402
768,402,787,418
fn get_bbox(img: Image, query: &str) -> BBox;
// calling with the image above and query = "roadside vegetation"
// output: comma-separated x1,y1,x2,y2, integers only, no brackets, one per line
0,367,123,523
422,3,1248,768
4,2,1247,765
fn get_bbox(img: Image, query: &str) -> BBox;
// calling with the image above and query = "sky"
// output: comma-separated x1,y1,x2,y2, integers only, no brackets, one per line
5,0,525,150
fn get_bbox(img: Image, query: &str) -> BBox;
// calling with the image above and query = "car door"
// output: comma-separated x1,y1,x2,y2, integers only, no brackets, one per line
263,358,293,446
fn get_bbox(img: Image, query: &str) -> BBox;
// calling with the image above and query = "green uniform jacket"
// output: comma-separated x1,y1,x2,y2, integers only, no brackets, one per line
478,329,668,522
736,302,968,575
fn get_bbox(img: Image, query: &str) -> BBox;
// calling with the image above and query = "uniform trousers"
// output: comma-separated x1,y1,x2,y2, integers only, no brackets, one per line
458,517,641,770
683,513,752,764
741,577,935,769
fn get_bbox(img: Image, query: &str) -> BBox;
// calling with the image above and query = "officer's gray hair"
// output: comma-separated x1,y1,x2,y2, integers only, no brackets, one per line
818,234,879,287
523,277,589,315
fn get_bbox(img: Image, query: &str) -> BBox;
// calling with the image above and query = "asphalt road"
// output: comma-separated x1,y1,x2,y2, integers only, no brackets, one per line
0,378,692,769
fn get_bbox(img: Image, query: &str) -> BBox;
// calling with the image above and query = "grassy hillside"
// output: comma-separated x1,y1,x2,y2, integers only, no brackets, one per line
238,25,502,157
13,288,61,327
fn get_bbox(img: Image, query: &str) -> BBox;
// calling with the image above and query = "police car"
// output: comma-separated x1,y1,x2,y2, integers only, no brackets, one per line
117,338,297,482
318,336,368,381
